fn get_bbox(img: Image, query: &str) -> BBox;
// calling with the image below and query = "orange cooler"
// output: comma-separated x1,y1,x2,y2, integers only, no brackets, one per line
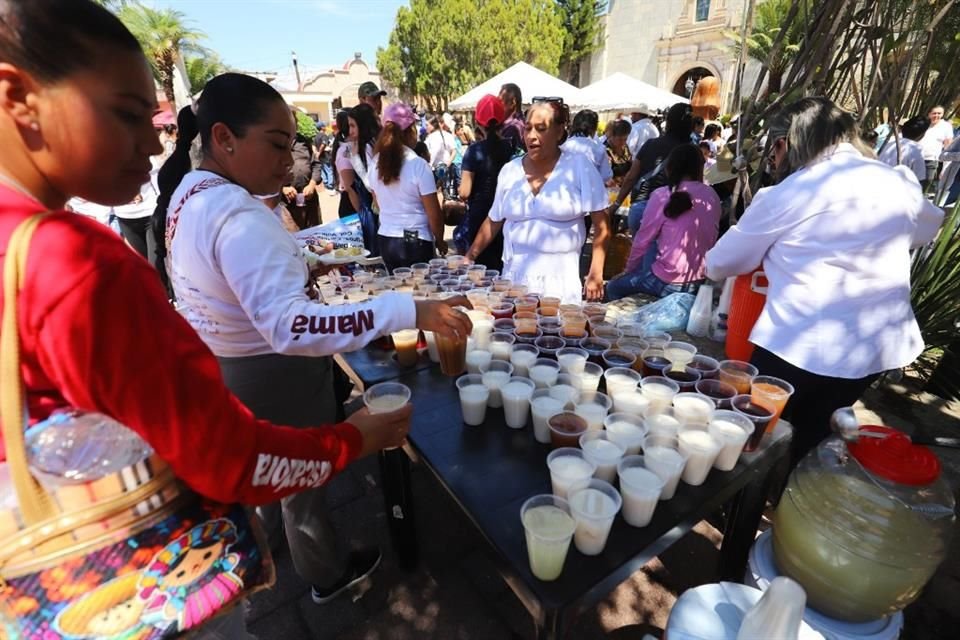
725,270,767,362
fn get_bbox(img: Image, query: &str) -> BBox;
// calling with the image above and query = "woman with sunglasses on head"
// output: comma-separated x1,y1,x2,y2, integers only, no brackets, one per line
158,74,471,608
0,1,433,636
465,98,610,302
706,97,943,466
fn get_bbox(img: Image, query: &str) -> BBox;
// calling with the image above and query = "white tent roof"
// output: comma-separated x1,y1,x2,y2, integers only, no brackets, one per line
571,72,688,114
448,62,580,111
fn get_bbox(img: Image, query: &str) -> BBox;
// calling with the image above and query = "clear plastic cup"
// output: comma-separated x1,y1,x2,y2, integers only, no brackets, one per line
617,322,646,339
446,254,466,270
465,349,493,374
521,494,577,581
642,331,672,349
502,376,536,429
643,438,689,500
489,332,516,361
645,407,682,443
708,410,754,471
593,326,624,343
514,327,543,346
640,376,680,415
363,382,411,415
579,431,626,483
547,447,596,499
604,413,647,455
560,313,588,337
617,456,665,527
574,391,612,431
574,361,603,394
539,296,561,315
528,357,561,389
610,388,650,417
561,329,589,348
580,337,612,365
531,389,566,443
582,302,607,319
731,394,775,452
677,427,722,486
568,479,622,556
664,340,698,373
423,331,441,363
695,378,737,409
436,332,468,376
689,354,721,379
548,411,589,449
391,329,421,368
479,360,514,408
513,311,539,335
671,392,715,426
537,316,562,335
491,278,513,293
548,374,581,407
456,374,490,426
556,347,589,376
514,296,539,314
718,360,759,395
494,318,516,335
466,264,487,283
534,335,566,359
510,343,540,378
750,375,795,432
392,267,414,282
603,367,641,398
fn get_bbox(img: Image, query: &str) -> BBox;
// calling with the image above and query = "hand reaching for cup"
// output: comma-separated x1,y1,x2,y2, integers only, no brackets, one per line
414,295,473,339
349,404,413,457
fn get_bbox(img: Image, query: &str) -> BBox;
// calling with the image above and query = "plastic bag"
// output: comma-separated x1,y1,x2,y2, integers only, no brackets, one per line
625,292,696,333
295,214,365,251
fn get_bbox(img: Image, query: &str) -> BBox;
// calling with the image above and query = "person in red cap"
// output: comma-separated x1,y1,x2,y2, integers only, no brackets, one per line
453,94,512,271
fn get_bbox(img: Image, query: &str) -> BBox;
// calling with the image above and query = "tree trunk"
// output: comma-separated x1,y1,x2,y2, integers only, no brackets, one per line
569,60,582,87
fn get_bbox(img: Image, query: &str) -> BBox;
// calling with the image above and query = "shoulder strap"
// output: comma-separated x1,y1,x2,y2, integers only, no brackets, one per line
1,212,58,526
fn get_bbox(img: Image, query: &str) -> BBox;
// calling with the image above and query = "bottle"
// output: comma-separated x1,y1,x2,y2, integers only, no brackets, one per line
686,283,714,336
735,577,806,640
710,276,735,342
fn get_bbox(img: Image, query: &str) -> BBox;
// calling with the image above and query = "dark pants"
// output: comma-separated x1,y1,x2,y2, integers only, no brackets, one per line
925,160,941,195
117,216,157,266
749,346,879,468
288,194,321,230
379,235,435,273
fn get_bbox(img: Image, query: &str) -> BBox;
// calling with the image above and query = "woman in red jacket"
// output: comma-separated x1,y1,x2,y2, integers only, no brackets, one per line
0,1,440,636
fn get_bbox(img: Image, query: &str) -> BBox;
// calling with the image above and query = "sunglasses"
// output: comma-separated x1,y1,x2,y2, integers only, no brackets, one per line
532,96,564,106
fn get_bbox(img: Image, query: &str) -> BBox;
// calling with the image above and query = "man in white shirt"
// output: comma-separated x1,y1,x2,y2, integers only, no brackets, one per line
920,105,954,189
878,115,929,188
626,111,660,158
424,113,457,173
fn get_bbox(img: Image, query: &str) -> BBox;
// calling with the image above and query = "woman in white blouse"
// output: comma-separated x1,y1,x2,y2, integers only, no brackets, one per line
706,97,943,463
466,100,610,302
561,109,613,185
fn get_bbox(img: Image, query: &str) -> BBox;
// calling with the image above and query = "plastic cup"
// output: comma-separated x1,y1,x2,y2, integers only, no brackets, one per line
548,412,589,449
446,254,465,270
708,410,754,470
568,479,622,556
617,337,650,372
678,427,723,486
561,329,589,348
617,322,646,339
514,296,539,314
547,448,596,499
718,360,759,395
492,278,513,293
695,378,737,409
510,343,540,378
645,408,682,443
642,331,672,349
640,376,680,416
532,389,566,443
574,391,612,431
411,262,430,278
672,392,715,426
573,361,603,394
601,348,637,371
502,376,536,429
548,374,581,407
523,357,560,390
493,318,516,335
617,456,665,527
436,332,468,376
604,413,648,455
731,394,775,452
643,438,689,500
593,326,623,343
561,313,588,337
603,367,641,398
559,303,583,316
641,347,672,378
465,349,493,374
456,374,490,426
363,382,411,415
422,331,441,363
391,329,421,368
580,337,612,365
750,375,795,432
664,341,697,373
579,431,626,483
533,335,565,359
537,315,562,335
429,258,448,269
521,494,577,581
556,347,589,376
489,303,514,320
513,311,539,335
486,331,515,361
582,302,607,318
688,354,720,379
663,366,702,392
392,267,414,283
479,360,514,408
610,388,650,417
466,264,487,283
539,296,561,314
468,311,494,349
514,327,543,346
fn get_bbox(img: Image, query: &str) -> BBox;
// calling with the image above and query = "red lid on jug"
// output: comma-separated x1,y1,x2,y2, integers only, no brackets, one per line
848,425,941,486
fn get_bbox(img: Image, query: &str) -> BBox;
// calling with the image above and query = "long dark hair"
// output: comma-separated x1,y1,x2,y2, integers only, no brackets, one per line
478,122,512,175
0,0,141,83
570,110,599,138
349,103,380,171
151,73,285,284
330,110,350,189
374,122,416,185
662,144,705,219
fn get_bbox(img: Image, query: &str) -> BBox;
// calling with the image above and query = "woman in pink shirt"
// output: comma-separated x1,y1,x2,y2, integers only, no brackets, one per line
606,144,721,300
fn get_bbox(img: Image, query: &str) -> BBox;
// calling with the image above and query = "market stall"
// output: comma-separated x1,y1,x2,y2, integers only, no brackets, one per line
569,72,688,114
448,62,581,111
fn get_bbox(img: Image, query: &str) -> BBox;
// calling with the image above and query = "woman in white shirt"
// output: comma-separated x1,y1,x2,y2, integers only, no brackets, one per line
158,74,471,607
561,109,613,185
706,97,943,464
368,102,446,271
466,100,610,302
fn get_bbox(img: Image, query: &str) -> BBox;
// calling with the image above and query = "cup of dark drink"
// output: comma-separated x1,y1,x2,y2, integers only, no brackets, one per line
561,329,589,348
534,335,566,359
663,366,702,392
688,354,720,379
548,412,589,449
730,394,776,452
601,348,637,370
391,329,421,368
695,378,738,409
580,337,612,365
436,332,468,376
641,347,672,378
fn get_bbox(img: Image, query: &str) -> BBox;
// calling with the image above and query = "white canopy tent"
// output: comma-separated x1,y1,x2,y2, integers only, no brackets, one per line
570,72,688,114
448,62,581,111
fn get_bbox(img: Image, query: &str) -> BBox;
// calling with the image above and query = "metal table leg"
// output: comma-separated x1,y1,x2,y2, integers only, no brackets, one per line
378,448,418,570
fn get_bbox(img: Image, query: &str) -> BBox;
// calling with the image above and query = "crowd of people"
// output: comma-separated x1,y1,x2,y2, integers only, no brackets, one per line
0,1,954,638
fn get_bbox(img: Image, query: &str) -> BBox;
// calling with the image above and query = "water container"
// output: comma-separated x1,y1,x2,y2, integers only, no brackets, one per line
725,270,766,361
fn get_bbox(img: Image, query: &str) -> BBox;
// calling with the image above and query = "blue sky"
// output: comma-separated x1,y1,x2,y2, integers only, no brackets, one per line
149,0,407,74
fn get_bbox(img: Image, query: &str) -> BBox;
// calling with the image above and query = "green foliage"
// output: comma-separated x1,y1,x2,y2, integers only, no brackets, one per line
184,52,227,93
725,0,805,95
294,111,319,140
377,0,565,110
556,0,607,86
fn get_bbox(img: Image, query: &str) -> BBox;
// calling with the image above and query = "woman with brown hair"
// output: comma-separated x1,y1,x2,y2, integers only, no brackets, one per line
368,102,446,271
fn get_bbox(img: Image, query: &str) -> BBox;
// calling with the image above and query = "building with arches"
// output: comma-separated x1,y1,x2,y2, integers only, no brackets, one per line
581,0,761,114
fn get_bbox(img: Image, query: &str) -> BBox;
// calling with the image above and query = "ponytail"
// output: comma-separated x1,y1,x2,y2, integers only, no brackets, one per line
661,143,705,219
663,190,693,219
374,122,413,185
481,122,511,172
152,105,199,291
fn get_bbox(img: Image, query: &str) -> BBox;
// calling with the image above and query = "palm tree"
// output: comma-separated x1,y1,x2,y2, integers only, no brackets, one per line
118,5,205,107
185,52,227,93
726,0,805,98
